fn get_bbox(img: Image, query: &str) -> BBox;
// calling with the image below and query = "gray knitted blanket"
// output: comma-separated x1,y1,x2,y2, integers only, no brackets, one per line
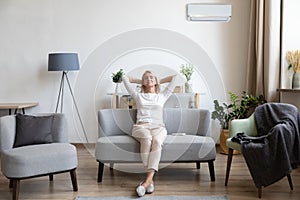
232,103,300,188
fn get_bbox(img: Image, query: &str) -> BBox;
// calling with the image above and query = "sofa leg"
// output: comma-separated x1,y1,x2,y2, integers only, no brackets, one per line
225,148,234,186
9,179,13,189
12,179,20,200
97,161,104,183
49,174,53,181
196,162,200,169
208,160,215,182
70,169,78,191
109,163,114,170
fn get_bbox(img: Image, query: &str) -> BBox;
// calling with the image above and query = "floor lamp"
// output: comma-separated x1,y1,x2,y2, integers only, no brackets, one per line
48,53,88,143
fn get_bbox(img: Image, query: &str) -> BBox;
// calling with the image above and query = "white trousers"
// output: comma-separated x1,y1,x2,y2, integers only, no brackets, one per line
132,124,167,172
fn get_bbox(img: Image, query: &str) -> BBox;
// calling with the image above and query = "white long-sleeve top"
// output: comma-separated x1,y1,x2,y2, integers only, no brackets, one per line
122,75,178,125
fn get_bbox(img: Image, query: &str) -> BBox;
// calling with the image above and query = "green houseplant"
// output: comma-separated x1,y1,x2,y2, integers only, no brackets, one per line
111,69,124,83
180,64,194,82
212,91,266,129
211,91,266,154
111,69,124,94
180,64,194,93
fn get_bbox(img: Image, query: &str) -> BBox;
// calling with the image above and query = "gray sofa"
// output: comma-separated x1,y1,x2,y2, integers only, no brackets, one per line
95,108,216,182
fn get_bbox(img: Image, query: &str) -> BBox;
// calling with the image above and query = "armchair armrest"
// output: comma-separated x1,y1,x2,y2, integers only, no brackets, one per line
229,113,257,138
0,115,16,151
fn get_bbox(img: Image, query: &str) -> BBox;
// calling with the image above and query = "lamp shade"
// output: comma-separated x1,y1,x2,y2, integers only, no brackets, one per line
48,53,80,71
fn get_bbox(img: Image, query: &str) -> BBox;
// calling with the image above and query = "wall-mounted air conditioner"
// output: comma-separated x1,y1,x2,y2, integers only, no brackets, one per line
186,4,232,22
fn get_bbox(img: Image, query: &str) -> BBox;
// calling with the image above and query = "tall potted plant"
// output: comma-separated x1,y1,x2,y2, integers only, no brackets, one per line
212,91,266,154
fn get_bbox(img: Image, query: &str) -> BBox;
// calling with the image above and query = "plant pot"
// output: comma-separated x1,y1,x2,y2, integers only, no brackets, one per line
292,72,300,89
220,129,240,155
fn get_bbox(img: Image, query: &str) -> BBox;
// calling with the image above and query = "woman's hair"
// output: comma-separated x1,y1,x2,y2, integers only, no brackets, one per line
141,70,160,93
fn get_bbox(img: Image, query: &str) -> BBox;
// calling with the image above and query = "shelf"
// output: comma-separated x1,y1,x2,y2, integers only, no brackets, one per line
108,93,205,109
277,88,300,93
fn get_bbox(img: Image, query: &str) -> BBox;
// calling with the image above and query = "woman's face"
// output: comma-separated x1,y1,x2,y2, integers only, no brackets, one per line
142,72,157,87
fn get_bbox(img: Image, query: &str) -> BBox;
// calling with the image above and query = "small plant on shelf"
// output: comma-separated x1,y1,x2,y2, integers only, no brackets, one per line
111,69,124,83
287,50,300,73
180,64,194,82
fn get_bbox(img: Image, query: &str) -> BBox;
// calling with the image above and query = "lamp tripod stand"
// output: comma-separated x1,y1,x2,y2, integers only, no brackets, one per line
55,71,89,143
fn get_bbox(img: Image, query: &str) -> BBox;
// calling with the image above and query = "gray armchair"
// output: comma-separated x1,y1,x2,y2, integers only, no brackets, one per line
0,113,78,200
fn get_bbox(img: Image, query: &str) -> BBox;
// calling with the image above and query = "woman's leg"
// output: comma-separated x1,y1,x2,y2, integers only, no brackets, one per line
132,125,152,169
142,126,167,189
148,126,167,171
139,138,152,168
133,125,167,195
142,169,155,188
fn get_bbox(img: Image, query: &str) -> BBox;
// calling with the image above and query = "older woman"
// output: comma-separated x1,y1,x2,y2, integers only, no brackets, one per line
122,70,178,197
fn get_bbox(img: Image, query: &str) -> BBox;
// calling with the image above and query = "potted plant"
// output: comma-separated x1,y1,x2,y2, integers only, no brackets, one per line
286,50,300,89
180,64,194,93
112,69,124,83
211,91,266,154
111,69,124,94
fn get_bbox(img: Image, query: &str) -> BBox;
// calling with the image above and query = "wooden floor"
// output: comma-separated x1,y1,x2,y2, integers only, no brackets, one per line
0,144,299,200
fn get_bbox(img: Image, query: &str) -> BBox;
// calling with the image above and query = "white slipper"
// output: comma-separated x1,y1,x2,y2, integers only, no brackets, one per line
146,182,154,194
136,183,146,197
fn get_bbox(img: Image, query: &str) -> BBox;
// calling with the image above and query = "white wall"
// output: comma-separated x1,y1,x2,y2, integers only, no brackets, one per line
280,0,300,108
281,0,300,88
0,0,252,143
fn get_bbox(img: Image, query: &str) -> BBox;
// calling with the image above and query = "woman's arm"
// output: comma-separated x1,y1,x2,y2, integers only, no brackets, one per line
161,74,178,96
128,76,142,84
159,75,176,84
122,76,138,98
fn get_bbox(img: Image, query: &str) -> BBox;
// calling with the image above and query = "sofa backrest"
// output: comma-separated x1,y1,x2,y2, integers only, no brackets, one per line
98,108,211,137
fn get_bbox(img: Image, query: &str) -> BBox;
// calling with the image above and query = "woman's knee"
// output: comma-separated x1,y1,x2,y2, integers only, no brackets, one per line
151,138,163,149
140,138,152,147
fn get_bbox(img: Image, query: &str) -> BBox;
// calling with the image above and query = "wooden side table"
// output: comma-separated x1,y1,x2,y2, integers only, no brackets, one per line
0,102,39,115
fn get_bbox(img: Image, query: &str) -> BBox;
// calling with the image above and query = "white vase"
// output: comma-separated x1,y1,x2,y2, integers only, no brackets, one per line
185,82,193,93
292,72,300,89
114,82,122,94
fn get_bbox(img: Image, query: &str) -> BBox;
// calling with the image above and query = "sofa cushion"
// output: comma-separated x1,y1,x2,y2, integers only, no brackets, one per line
162,135,216,161
95,136,141,162
14,114,54,148
95,134,216,163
